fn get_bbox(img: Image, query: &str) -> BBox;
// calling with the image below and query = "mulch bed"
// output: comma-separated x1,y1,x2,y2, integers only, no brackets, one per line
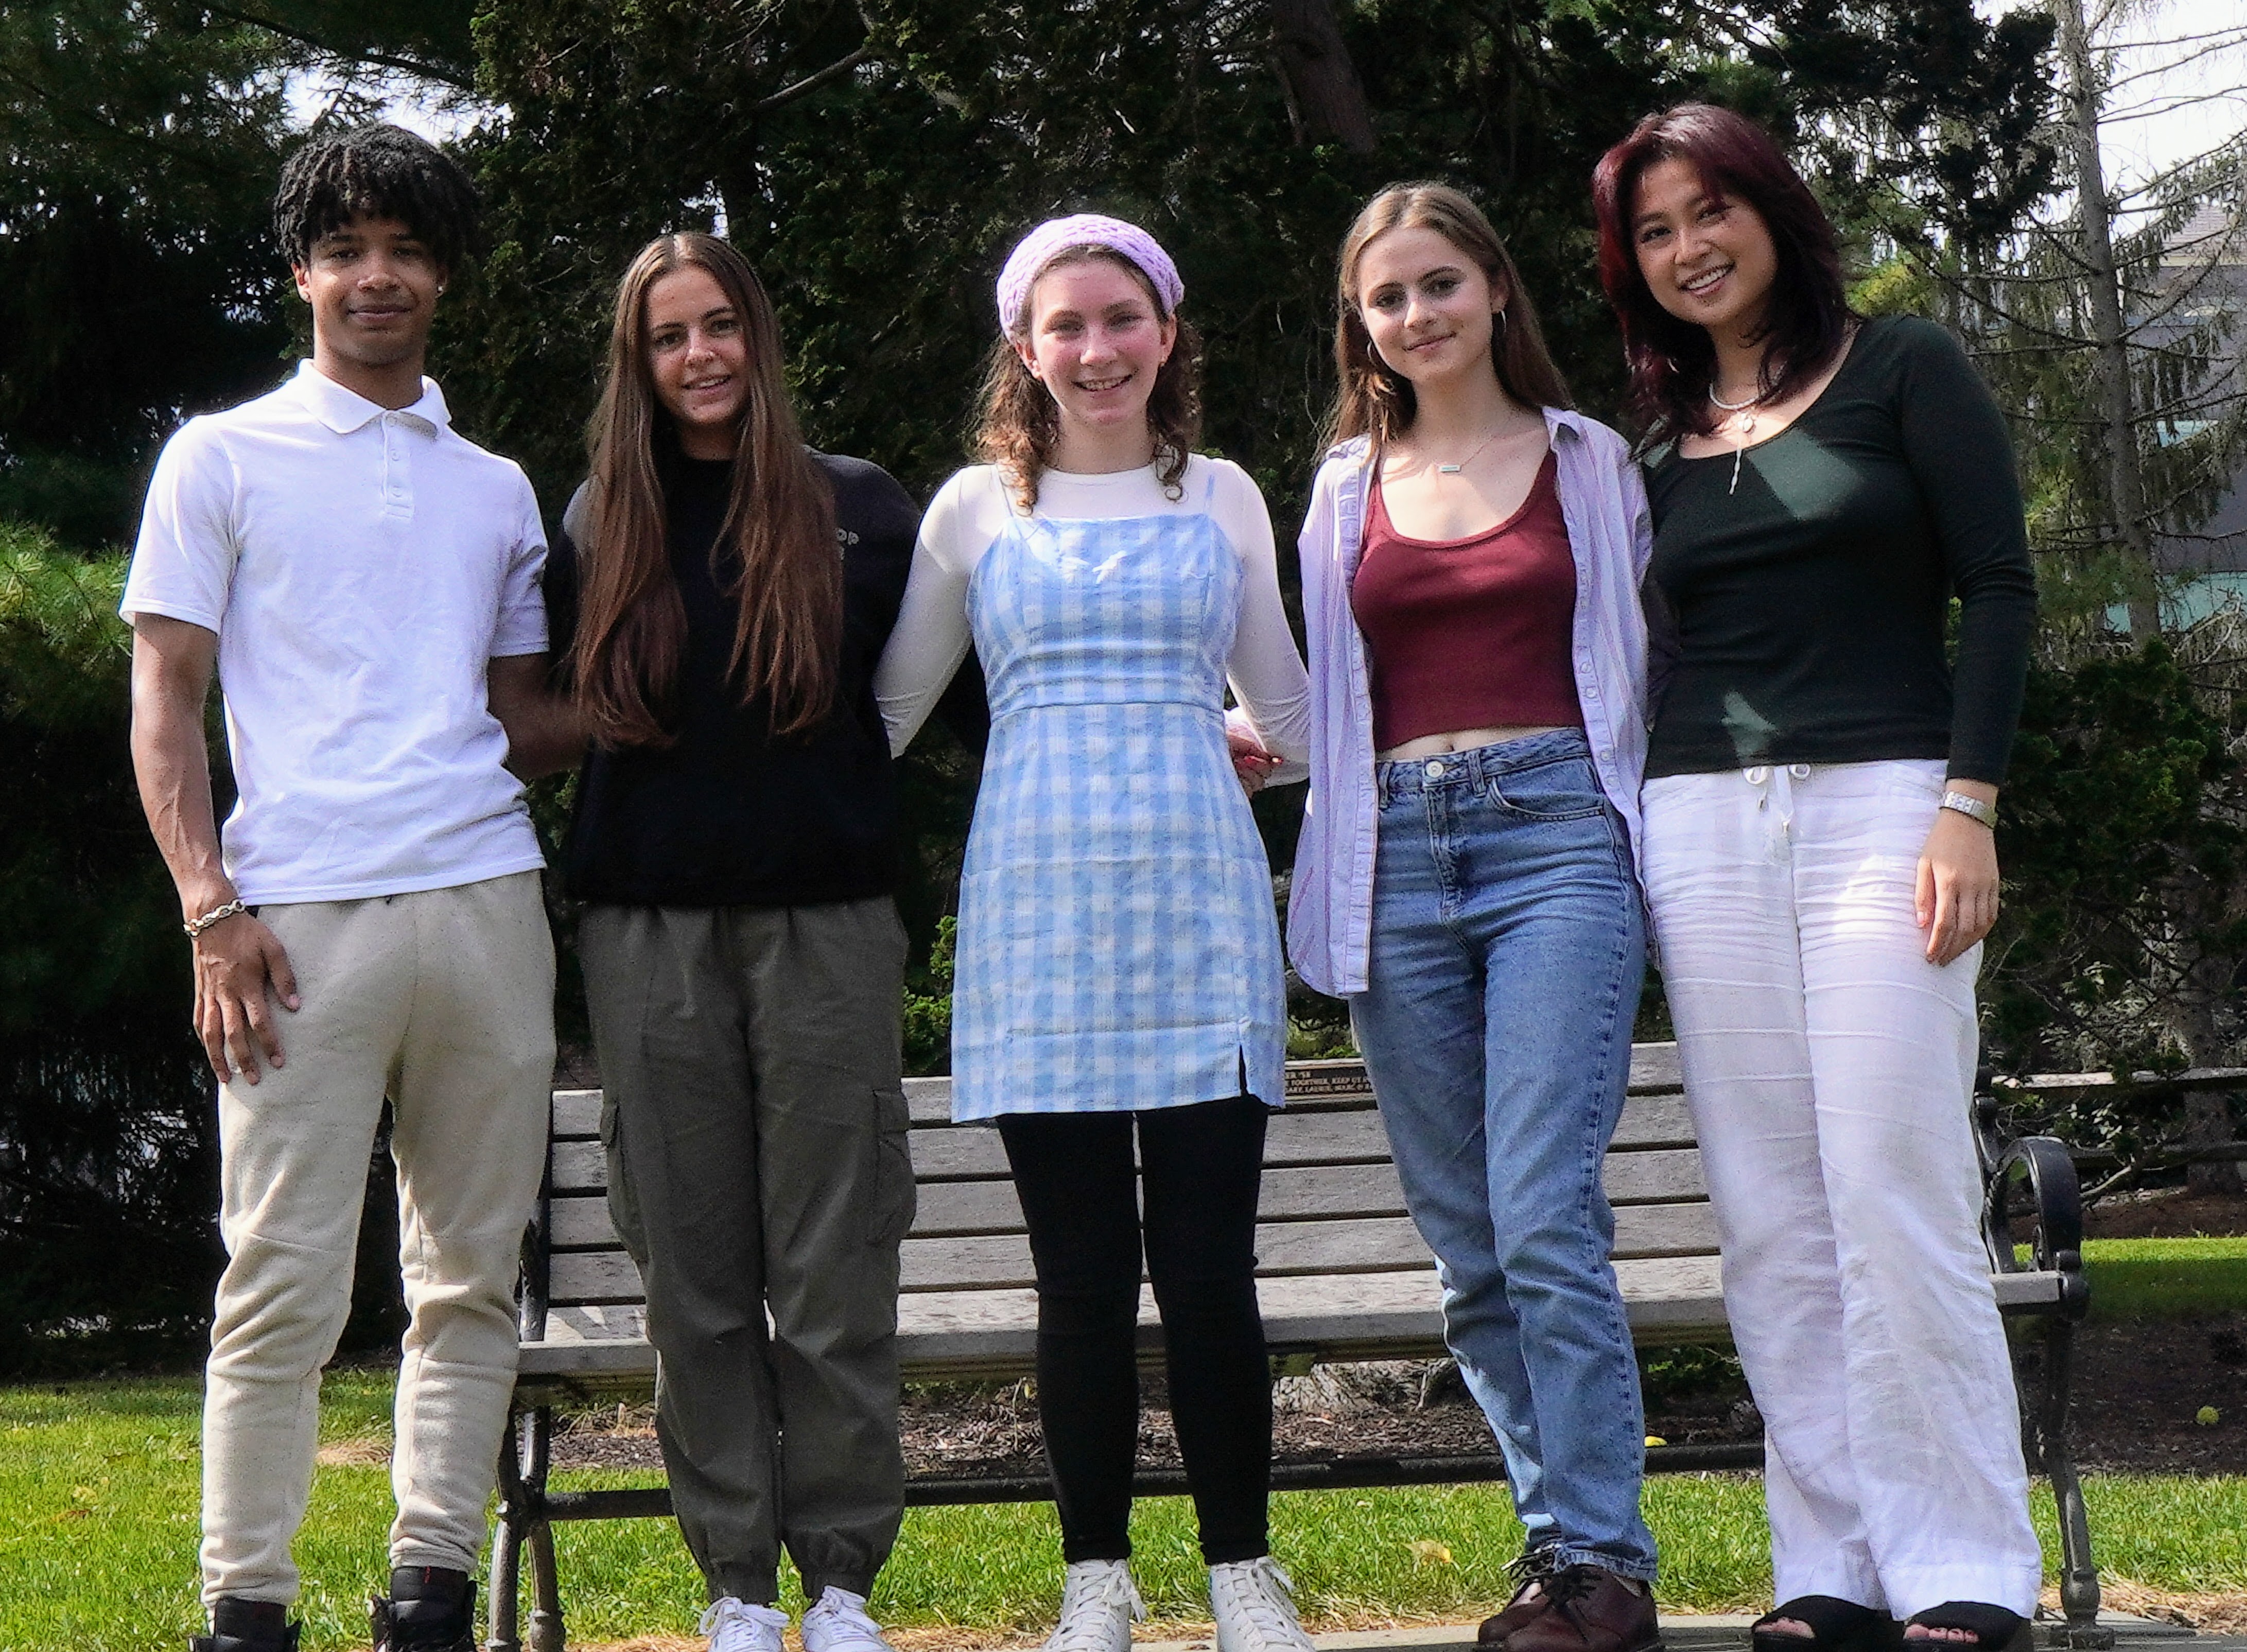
553,1187,2247,1480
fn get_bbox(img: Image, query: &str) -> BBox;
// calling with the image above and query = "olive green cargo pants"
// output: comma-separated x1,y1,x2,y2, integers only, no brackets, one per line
578,897,914,1605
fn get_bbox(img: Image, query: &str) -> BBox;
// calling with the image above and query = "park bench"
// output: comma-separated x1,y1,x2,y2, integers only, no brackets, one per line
489,1043,2114,1652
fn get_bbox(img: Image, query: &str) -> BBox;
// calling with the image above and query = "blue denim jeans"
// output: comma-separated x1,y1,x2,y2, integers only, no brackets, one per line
1348,729,1656,1579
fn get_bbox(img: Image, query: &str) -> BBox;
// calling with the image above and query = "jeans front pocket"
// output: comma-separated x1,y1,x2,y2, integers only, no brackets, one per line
1486,754,1608,821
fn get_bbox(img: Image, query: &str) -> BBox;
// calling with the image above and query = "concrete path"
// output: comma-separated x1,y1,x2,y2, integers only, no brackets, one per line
1132,1618,2239,1652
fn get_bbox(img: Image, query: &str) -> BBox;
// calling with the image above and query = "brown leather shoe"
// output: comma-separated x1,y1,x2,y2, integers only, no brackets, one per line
1501,1565,1661,1652
1477,1550,1563,1646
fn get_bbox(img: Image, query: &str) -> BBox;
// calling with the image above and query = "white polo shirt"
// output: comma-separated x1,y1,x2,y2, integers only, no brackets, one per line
123,361,550,906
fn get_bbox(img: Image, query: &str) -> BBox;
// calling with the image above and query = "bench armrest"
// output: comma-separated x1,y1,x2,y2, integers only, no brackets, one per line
1981,1133,2089,1320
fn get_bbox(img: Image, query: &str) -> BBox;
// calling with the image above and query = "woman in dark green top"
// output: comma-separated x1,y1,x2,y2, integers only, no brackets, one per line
1591,106,2040,1652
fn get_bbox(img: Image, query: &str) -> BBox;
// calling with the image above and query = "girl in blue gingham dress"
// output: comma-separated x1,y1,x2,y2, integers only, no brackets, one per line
874,216,1313,1652
950,471,1286,1115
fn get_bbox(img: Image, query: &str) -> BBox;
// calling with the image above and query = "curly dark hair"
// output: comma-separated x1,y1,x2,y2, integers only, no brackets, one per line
272,123,480,272
975,246,1201,511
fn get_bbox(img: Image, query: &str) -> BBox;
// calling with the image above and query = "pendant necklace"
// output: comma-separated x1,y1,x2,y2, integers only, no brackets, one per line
1434,424,1507,475
1708,382,1765,495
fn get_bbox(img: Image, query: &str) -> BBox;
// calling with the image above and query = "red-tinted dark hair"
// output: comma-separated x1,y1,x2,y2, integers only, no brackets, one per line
1591,103,1853,447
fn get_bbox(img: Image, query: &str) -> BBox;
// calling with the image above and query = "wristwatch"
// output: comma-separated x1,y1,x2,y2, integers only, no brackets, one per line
1939,790,1997,828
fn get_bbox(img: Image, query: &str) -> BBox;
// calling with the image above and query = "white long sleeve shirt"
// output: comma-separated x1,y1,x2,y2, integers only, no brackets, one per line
874,455,1312,770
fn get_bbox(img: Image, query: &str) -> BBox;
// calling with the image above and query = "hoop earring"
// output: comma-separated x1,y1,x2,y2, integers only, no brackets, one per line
1494,307,1509,335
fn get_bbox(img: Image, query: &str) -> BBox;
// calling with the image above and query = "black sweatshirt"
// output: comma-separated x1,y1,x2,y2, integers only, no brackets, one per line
546,448,922,908
1642,316,2037,784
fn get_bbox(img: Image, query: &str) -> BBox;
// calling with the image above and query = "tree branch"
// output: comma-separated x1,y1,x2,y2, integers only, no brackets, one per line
753,43,875,113
202,6,477,93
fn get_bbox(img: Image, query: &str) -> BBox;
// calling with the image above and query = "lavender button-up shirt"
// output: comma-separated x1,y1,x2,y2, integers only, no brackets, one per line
1287,410,1656,999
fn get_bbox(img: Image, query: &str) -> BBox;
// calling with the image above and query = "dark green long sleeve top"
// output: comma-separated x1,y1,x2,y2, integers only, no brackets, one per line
1642,315,2036,785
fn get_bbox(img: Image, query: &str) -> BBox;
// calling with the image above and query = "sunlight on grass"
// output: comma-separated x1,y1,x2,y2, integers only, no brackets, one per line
2082,1238,2247,1318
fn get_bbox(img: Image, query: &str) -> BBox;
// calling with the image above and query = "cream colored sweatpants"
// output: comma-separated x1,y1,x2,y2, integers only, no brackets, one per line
200,871,555,1607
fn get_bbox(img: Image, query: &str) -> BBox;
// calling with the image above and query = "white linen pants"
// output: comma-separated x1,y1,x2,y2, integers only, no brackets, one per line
1641,760,2041,1617
201,871,554,1606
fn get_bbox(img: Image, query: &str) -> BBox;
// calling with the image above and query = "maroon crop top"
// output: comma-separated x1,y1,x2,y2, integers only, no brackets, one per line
1350,450,1583,751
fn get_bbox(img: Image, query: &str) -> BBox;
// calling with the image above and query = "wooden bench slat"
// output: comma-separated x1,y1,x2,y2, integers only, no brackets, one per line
519,1259,2074,1402
550,1140,608,1194
534,1248,2062,1345
898,1045,1686,1122
553,1089,602,1140
1610,1095,1696,1150
550,1150,1713,1249
517,1253,1746,1390
1602,1147,1707,1202
907,1110,1404,1180
545,1202,1725,1307
560,1108,1704,1195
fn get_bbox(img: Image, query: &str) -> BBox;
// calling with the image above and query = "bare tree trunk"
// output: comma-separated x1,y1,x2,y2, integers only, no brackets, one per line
2052,0,2159,638
1268,0,1375,153
2178,893,2246,1196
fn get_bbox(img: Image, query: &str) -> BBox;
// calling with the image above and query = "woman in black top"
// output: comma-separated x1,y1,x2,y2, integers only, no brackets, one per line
1591,108,2041,1652
544,232,922,1652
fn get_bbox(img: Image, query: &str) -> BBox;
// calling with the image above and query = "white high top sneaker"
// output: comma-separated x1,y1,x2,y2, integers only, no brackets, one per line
698,1598,788,1652
1208,1557,1317,1652
1040,1558,1147,1652
802,1587,899,1652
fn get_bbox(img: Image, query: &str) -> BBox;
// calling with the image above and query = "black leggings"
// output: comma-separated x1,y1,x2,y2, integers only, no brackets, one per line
997,1096,1273,1566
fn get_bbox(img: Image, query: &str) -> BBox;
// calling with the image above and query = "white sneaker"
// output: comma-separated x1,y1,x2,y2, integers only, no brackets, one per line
1209,1557,1317,1652
1041,1558,1146,1652
802,1587,898,1652
699,1597,788,1652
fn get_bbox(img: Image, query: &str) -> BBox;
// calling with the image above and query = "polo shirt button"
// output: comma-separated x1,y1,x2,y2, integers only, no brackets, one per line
1425,759,1445,779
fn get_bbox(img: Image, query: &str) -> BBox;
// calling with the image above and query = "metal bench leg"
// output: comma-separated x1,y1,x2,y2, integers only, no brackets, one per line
2035,1318,2109,1649
521,1406,565,1652
489,1407,531,1652
529,1515,565,1652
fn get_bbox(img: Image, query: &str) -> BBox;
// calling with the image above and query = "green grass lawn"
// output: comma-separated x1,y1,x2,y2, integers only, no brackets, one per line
2083,1237,2247,1318
4,1372,2245,1652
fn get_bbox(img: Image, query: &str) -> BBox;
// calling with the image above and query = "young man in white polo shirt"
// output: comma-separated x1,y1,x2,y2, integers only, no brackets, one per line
125,125,564,1652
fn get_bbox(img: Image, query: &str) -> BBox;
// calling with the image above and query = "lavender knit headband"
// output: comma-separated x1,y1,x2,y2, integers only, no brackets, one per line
996,214,1184,336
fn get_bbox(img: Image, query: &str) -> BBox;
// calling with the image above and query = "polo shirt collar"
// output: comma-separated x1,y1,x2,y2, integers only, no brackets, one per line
290,359,452,436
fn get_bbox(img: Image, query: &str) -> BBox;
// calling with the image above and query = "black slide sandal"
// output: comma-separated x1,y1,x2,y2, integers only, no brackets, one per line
1752,1596,1896,1652
1904,1603,2028,1652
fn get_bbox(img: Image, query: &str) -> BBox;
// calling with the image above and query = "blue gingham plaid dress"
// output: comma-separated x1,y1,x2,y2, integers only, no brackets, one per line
950,483,1287,1121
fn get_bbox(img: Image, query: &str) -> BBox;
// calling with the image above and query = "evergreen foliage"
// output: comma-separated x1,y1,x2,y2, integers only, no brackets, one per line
1985,623,2247,1174
0,527,217,1367
0,525,407,1372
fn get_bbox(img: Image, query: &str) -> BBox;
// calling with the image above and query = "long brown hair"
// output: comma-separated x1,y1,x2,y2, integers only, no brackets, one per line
571,232,841,747
1327,183,1573,454
1591,105,1853,447
974,245,1201,511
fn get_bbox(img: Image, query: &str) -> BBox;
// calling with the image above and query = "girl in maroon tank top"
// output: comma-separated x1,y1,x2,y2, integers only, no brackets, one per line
1279,183,1660,1652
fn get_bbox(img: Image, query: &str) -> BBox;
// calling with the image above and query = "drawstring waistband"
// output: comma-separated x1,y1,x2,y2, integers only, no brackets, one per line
1743,762,1811,862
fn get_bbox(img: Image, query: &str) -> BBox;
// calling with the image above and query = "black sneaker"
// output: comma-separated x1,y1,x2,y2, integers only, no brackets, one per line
189,1633,300,1652
370,1583,478,1652
191,1599,300,1652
